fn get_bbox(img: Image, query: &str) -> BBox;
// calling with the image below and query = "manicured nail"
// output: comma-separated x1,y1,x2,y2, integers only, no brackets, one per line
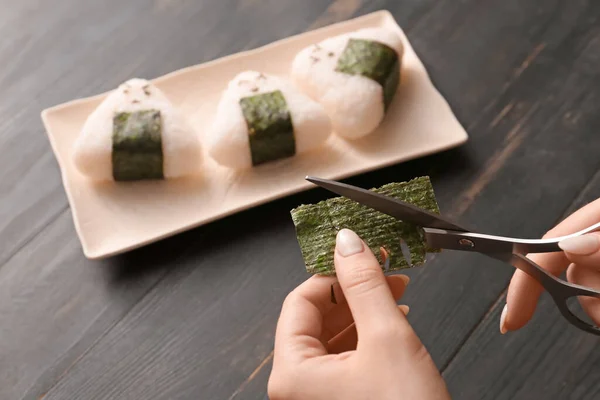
500,304,508,334
559,235,600,255
398,274,410,286
399,305,410,315
336,229,364,257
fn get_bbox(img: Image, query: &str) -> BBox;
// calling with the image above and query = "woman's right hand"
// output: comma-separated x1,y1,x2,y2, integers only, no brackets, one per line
503,198,600,333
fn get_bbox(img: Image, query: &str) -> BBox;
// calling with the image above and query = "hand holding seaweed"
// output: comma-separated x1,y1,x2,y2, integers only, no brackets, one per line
268,228,450,400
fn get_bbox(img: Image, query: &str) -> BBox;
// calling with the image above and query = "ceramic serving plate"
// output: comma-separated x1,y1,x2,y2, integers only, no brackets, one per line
41,10,468,259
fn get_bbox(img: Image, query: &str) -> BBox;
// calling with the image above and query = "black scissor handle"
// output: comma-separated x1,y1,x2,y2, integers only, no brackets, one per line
553,297,600,335
509,253,600,335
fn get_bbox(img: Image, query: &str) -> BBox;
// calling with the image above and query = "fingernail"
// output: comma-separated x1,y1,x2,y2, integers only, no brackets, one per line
559,235,600,255
399,305,410,315
500,304,508,334
398,274,410,286
336,229,364,257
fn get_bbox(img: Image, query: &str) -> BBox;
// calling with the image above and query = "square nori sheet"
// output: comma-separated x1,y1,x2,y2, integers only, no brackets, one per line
290,177,440,276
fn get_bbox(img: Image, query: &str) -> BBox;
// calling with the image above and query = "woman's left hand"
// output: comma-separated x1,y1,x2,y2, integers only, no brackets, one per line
267,228,450,400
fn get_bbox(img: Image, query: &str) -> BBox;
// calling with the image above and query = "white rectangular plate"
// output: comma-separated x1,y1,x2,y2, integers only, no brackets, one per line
41,10,468,259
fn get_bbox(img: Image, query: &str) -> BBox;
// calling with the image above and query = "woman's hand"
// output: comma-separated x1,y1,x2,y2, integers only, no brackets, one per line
268,228,451,400
503,198,600,333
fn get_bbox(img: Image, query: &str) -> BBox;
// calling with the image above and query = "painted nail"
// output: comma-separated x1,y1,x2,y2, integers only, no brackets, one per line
336,229,364,257
559,235,600,255
500,304,508,334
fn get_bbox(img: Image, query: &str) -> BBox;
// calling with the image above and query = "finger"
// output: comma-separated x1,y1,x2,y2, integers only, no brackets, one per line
559,232,600,271
326,305,410,354
320,274,409,343
273,274,337,363
505,249,571,332
333,229,409,338
399,304,410,315
505,198,600,332
567,263,600,325
504,268,546,332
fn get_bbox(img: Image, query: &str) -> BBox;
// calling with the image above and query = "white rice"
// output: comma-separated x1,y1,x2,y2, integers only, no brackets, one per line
72,78,202,181
290,27,404,139
208,71,332,169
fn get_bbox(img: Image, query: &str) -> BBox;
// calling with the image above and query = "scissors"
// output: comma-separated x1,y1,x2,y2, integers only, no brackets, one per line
306,176,600,335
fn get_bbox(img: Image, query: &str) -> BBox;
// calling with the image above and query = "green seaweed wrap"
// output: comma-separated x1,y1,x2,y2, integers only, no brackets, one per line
112,109,164,181
239,90,296,166
335,38,400,110
290,177,440,276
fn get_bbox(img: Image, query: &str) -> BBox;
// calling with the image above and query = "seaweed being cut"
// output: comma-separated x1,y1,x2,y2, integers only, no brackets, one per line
290,176,440,276
239,90,295,166
112,109,164,181
335,38,400,111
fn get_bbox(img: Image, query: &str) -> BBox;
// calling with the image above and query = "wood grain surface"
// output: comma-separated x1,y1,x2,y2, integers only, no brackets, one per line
2,0,600,399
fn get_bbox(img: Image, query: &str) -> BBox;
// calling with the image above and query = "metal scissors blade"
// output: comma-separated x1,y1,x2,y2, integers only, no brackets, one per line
305,176,467,231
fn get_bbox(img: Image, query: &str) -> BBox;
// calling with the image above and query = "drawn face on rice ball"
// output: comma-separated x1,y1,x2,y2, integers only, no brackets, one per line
73,78,202,182
291,27,404,140
207,71,332,169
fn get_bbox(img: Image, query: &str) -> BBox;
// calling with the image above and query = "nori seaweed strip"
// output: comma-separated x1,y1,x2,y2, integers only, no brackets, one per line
112,110,163,181
290,177,440,276
239,90,296,166
335,38,400,110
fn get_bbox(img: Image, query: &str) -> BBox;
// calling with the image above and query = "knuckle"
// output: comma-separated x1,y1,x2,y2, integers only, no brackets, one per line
282,291,301,310
389,339,436,371
267,372,294,400
393,325,432,362
408,337,431,363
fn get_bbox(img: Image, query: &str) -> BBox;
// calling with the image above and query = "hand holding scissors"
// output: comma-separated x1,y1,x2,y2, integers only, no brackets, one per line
306,176,600,335
504,197,600,334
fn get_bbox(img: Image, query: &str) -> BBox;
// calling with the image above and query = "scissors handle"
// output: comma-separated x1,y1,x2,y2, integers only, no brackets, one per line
425,225,600,335
507,253,600,335
424,221,600,255
474,252,600,334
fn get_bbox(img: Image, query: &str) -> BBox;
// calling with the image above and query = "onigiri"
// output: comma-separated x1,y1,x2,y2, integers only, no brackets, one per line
291,27,404,139
72,78,202,182
207,71,331,169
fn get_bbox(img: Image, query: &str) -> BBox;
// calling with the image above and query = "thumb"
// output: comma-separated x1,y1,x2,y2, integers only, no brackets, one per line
334,229,412,342
558,232,600,270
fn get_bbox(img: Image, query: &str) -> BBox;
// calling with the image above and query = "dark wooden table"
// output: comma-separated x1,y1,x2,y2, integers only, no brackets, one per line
3,0,600,399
